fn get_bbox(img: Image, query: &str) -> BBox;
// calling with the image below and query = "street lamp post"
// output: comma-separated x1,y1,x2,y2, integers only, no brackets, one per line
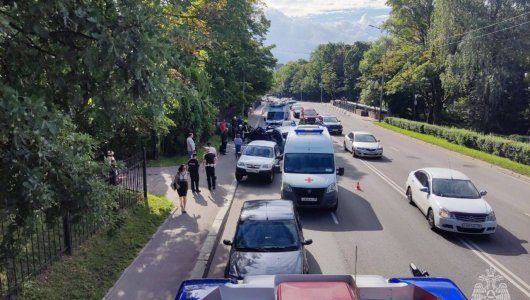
319,83,323,103
369,24,388,122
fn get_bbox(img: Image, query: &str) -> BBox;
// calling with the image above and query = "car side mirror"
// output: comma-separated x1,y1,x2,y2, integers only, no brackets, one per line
479,190,487,196
302,239,313,246
337,167,344,176
420,187,430,193
223,239,232,246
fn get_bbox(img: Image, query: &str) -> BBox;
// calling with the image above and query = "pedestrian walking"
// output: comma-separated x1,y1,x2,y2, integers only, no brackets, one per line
220,128,228,155
186,133,195,158
174,164,189,213
204,142,217,155
234,133,243,159
242,121,251,141
187,153,201,193
203,148,217,190
219,119,226,134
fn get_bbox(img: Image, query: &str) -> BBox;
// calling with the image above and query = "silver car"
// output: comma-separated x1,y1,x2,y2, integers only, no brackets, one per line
343,131,383,158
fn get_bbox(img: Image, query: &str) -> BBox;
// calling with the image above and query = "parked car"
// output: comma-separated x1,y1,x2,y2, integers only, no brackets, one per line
343,131,383,158
268,125,293,153
405,168,496,234
299,108,319,124
318,116,343,135
291,103,302,118
223,200,312,279
236,140,282,183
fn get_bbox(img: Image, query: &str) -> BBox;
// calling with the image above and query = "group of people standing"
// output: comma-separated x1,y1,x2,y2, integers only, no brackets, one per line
173,133,218,213
174,117,250,213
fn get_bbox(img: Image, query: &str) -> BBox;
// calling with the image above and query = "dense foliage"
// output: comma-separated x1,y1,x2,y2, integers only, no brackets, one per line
385,117,530,165
0,0,274,236
273,0,530,134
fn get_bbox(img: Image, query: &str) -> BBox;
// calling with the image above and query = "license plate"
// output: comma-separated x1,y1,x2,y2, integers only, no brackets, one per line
247,169,259,173
462,223,482,229
301,197,318,202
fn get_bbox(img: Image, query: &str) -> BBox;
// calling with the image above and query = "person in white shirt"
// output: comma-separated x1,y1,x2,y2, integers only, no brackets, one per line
186,133,195,158
203,142,217,155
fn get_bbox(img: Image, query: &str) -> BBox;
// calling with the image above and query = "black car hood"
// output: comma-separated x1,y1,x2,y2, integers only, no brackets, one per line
228,250,303,279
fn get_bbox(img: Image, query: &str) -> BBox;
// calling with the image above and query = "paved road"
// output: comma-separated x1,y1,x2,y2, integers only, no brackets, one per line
208,101,530,299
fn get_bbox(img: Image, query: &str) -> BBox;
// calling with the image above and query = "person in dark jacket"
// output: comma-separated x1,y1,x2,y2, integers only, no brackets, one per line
187,153,201,193
220,128,228,155
203,148,217,190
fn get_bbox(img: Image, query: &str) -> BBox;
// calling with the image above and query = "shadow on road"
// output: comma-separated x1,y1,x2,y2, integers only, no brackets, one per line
306,249,322,274
440,225,528,256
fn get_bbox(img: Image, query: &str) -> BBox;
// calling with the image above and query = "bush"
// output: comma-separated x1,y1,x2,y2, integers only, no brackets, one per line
385,117,530,166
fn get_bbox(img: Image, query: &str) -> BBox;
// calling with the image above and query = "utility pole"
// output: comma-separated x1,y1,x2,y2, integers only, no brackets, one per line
320,83,323,103
369,24,388,122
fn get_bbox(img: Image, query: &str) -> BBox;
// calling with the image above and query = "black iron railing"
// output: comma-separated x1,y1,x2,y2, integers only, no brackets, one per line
0,149,147,298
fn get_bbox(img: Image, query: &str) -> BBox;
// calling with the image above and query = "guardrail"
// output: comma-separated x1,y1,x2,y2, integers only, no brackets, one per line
331,100,387,120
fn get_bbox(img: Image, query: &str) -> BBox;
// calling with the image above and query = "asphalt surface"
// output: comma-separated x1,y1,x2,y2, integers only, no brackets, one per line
208,101,530,299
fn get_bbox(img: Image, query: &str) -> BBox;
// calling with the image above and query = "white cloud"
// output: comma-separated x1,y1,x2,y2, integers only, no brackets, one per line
264,8,390,63
264,0,388,17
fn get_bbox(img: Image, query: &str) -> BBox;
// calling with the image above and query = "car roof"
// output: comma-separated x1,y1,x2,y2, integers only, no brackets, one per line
349,131,373,136
240,200,295,221
284,126,333,153
276,126,295,134
420,168,470,180
247,140,277,147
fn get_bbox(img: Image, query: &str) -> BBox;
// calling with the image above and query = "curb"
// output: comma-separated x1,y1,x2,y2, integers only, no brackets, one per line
190,178,239,278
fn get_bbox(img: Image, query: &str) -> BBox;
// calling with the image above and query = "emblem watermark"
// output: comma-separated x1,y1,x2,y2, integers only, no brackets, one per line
471,266,510,300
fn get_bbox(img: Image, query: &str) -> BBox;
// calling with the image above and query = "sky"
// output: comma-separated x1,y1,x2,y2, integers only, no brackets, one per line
262,0,390,64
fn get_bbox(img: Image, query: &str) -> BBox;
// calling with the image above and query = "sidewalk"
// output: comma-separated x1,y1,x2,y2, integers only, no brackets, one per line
104,148,238,300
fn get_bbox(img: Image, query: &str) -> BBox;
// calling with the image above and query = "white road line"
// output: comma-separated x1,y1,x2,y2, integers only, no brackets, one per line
390,147,400,152
525,213,530,218
460,238,530,297
359,159,530,296
331,212,339,225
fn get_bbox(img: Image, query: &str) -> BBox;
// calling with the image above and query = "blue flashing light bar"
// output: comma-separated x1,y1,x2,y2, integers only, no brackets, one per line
295,128,324,134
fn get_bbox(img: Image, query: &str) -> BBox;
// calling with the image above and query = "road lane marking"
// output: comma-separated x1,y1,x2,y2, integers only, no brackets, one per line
390,147,400,152
331,212,339,225
525,213,530,218
359,159,530,296
460,238,530,297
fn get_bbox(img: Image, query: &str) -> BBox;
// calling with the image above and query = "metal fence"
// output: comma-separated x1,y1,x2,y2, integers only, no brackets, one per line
0,150,147,298
332,100,388,119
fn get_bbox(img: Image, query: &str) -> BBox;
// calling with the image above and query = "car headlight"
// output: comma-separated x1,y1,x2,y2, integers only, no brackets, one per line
377,147,383,150
326,183,337,193
262,164,270,169
439,208,452,219
237,161,245,167
282,182,292,192
486,211,496,221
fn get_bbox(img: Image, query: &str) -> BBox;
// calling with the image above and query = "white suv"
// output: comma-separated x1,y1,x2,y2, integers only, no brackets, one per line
236,140,282,183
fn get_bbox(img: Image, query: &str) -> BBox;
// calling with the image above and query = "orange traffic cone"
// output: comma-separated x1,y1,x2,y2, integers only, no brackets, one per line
356,181,361,191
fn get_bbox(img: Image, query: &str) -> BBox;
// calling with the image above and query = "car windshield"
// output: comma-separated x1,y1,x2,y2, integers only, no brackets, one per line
244,146,273,158
235,220,300,251
323,117,339,123
267,111,285,120
284,153,334,174
304,110,317,116
282,121,295,126
354,134,377,143
432,179,481,198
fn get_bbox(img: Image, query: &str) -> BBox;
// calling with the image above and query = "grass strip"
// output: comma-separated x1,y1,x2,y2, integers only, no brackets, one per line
20,194,173,300
148,135,221,168
375,122,530,177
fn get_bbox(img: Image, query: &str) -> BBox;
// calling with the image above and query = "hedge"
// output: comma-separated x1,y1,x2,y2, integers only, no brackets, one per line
384,117,530,166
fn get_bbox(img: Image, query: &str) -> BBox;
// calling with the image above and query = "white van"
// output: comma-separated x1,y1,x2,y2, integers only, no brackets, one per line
280,125,344,210
264,103,290,128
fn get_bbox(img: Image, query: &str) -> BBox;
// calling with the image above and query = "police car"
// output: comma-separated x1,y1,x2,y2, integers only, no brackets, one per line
236,140,282,183
281,126,344,210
